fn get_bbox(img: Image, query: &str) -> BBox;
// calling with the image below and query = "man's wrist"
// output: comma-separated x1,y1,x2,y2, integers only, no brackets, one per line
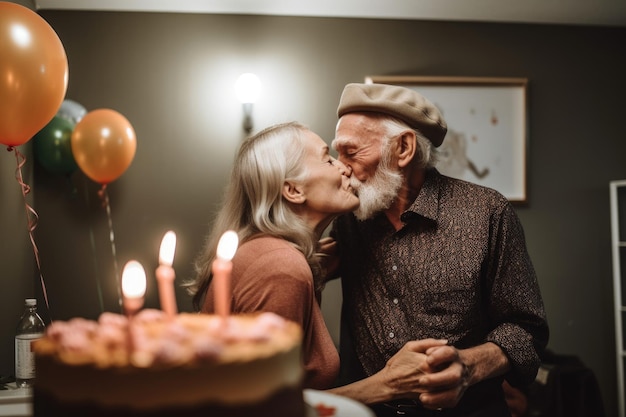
459,342,510,386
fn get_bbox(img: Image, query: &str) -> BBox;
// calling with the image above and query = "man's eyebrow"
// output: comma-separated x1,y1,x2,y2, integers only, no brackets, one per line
334,138,356,149
331,138,347,147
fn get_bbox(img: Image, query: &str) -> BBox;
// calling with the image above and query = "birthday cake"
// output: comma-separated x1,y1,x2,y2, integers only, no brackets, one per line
33,310,305,417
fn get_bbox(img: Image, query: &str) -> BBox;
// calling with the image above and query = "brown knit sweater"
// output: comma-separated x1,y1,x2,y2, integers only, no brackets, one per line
202,235,340,389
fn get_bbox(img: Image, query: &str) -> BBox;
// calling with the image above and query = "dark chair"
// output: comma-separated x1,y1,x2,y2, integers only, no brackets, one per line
525,351,605,417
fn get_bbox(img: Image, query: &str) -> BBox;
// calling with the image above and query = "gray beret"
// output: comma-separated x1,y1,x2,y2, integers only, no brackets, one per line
337,83,447,147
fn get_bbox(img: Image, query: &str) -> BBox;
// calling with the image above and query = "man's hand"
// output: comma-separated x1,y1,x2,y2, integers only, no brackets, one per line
415,345,470,409
380,339,448,401
416,342,510,410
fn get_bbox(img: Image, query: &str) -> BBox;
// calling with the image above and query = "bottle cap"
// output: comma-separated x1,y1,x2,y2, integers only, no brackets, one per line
25,298,36,306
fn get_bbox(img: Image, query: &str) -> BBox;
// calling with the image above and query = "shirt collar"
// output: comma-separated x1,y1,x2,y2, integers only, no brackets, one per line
403,168,442,223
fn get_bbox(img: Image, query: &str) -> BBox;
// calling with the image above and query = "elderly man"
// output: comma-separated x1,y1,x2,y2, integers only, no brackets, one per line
329,83,548,417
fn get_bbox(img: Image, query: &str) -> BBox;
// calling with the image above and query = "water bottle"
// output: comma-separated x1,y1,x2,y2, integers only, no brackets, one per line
15,298,45,388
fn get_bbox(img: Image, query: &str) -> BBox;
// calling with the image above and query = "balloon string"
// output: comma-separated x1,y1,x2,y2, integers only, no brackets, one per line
66,173,78,197
9,146,52,322
83,178,105,314
98,184,122,312
89,226,105,314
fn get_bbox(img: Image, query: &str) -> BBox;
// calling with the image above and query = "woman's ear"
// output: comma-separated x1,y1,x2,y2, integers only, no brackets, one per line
282,181,306,204
397,131,416,168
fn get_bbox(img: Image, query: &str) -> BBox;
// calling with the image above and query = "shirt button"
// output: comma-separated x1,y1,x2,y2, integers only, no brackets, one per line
389,332,395,339
392,265,398,271
392,298,399,305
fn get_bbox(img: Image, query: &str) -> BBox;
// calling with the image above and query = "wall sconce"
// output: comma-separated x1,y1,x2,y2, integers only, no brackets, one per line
235,73,262,134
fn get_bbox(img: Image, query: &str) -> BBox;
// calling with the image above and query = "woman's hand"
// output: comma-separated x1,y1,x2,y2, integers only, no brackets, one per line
317,236,340,281
327,338,447,404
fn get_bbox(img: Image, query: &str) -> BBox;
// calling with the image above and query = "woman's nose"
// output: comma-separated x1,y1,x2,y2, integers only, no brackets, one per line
335,159,352,176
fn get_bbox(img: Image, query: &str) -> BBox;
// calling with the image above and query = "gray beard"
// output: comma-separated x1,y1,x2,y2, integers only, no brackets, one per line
352,165,403,221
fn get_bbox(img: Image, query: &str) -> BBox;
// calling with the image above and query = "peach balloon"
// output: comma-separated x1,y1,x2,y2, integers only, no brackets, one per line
71,109,137,184
0,3,68,147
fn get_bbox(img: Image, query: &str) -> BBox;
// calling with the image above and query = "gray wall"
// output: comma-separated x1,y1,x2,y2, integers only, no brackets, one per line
1,9,624,415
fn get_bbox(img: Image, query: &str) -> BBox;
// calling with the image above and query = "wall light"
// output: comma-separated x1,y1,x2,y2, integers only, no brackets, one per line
234,73,262,134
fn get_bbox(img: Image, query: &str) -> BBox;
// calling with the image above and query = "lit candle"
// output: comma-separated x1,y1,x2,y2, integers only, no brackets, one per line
121,260,147,318
212,230,239,319
156,230,177,317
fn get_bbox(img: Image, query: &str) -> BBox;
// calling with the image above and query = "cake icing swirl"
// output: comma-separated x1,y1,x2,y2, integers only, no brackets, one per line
37,309,297,368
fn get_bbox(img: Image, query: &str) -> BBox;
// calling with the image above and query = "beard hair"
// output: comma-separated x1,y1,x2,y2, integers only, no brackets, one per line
351,163,403,221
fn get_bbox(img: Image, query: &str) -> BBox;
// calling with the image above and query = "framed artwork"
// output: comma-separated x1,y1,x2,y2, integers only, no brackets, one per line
366,76,528,204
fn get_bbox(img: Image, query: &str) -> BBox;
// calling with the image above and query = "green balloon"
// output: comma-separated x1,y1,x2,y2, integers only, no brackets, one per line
33,116,78,175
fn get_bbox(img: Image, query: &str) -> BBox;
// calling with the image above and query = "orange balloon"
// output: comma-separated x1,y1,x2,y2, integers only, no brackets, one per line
71,109,137,184
0,3,68,147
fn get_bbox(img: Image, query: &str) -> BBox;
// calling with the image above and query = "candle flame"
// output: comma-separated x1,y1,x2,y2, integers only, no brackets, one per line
122,260,147,298
216,230,239,261
159,230,177,266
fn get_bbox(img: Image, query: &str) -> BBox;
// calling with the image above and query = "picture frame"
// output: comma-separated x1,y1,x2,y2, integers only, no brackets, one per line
366,76,528,204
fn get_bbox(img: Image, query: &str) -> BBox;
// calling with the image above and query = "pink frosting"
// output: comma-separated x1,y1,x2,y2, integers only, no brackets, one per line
43,310,289,367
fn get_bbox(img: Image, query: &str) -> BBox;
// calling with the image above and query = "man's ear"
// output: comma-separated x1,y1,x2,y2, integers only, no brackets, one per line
397,131,416,168
282,181,306,204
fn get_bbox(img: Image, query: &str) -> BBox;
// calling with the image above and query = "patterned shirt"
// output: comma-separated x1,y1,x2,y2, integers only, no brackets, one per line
331,169,548,389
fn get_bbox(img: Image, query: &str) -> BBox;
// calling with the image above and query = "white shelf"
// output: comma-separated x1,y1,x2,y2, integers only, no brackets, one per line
610,180,626,417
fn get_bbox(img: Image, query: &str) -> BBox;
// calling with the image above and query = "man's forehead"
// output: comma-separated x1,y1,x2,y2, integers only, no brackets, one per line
339,113,385,133
336,116,382,146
